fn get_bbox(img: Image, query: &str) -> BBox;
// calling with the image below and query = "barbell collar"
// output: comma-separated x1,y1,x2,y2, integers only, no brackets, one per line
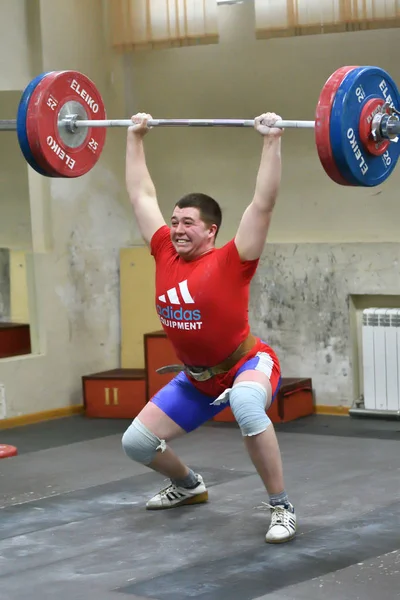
382,115,400,141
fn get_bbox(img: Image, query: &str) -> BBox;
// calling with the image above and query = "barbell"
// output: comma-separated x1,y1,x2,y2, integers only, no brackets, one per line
1,66,400,187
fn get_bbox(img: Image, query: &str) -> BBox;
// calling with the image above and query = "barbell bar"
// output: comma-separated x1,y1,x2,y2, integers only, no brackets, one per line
0,120,18,131
2,115,400,133
65,117,317,129
0,66,399,186
0,117,317,130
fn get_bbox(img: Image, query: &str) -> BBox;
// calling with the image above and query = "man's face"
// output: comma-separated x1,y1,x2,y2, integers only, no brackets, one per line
170,206,216,260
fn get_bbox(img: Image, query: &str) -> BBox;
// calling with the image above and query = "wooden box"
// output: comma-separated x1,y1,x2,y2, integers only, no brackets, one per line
0,323,31,358
82,368,146,418
144,330,182,400
277,377,314,422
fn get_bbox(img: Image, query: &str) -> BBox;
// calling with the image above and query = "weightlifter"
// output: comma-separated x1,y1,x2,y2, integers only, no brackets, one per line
122,111,297,544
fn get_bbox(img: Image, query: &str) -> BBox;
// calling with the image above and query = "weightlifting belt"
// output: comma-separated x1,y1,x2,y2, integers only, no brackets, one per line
156,332,257,382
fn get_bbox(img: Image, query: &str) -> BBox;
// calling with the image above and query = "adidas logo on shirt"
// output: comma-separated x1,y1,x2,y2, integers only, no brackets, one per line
158,280,194,305
156,280,203,330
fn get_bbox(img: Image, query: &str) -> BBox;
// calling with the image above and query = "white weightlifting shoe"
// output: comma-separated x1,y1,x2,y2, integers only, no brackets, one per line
265,502,297,544
146,474,208,510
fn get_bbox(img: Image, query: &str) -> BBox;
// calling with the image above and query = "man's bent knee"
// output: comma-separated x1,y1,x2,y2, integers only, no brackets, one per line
122,417,167,465
229,381,271,437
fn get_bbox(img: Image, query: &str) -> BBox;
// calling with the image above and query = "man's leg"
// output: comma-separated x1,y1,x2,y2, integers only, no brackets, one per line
129,400,190,480
121,372,224,509
234,371,285,495
229,351,296,543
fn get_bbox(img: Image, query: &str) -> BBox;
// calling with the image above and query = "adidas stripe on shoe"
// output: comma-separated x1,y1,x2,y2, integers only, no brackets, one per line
146,474,208,510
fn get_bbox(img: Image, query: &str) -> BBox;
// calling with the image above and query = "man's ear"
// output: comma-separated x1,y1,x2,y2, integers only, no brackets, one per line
208,223,218,238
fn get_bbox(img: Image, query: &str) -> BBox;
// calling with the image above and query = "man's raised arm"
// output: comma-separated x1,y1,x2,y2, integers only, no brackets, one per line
234,113,283,261
126,113,166,245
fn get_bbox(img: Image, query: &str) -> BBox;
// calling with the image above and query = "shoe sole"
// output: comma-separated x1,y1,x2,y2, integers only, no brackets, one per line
265,532,296,544
146,490,209,510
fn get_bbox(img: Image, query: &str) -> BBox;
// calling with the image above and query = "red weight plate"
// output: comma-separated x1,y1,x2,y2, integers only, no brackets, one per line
359,98,390,156
315,66,358,186
0,444,18,459
26,71,106,178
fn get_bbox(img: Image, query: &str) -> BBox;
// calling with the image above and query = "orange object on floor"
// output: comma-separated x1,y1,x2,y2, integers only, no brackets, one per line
82,368,146,418
277,377,314,422
0,444,18,458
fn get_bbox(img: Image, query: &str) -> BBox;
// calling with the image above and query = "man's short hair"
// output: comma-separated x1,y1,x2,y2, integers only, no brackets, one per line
175,193,222,238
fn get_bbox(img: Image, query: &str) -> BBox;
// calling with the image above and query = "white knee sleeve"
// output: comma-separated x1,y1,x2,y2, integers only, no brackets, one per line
121,418,166,465
229,381,271,437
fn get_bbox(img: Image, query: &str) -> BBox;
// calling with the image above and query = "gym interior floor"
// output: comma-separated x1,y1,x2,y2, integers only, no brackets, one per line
1,414,400,600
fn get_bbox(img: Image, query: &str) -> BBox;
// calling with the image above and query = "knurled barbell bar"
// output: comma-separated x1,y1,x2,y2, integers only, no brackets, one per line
0,66,399,186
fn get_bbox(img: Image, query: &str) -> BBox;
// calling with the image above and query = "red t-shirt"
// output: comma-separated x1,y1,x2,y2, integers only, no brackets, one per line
150,225,259,367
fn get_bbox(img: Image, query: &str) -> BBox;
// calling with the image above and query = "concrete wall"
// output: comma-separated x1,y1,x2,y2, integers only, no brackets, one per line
0,90,32,252
250,244,400,406
0,0,31,91
0,249,10,320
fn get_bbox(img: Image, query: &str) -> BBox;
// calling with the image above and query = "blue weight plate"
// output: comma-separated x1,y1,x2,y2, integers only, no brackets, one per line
330,66,400,187
17,72,55,177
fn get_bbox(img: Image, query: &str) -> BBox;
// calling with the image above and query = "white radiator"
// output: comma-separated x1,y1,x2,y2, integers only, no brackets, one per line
362,308,400,413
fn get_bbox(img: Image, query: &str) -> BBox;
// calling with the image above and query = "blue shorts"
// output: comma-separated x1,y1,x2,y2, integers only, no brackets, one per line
150,349,281,432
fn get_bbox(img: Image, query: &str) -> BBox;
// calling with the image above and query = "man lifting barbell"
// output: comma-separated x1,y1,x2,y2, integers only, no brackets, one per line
2,63,400,541
121,111,297,545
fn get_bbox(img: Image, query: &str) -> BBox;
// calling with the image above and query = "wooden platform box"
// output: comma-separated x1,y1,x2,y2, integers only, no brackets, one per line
277,377,314,422
82,368,146,419
0,323,31,358
213,377,314,424
144,330,182,401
